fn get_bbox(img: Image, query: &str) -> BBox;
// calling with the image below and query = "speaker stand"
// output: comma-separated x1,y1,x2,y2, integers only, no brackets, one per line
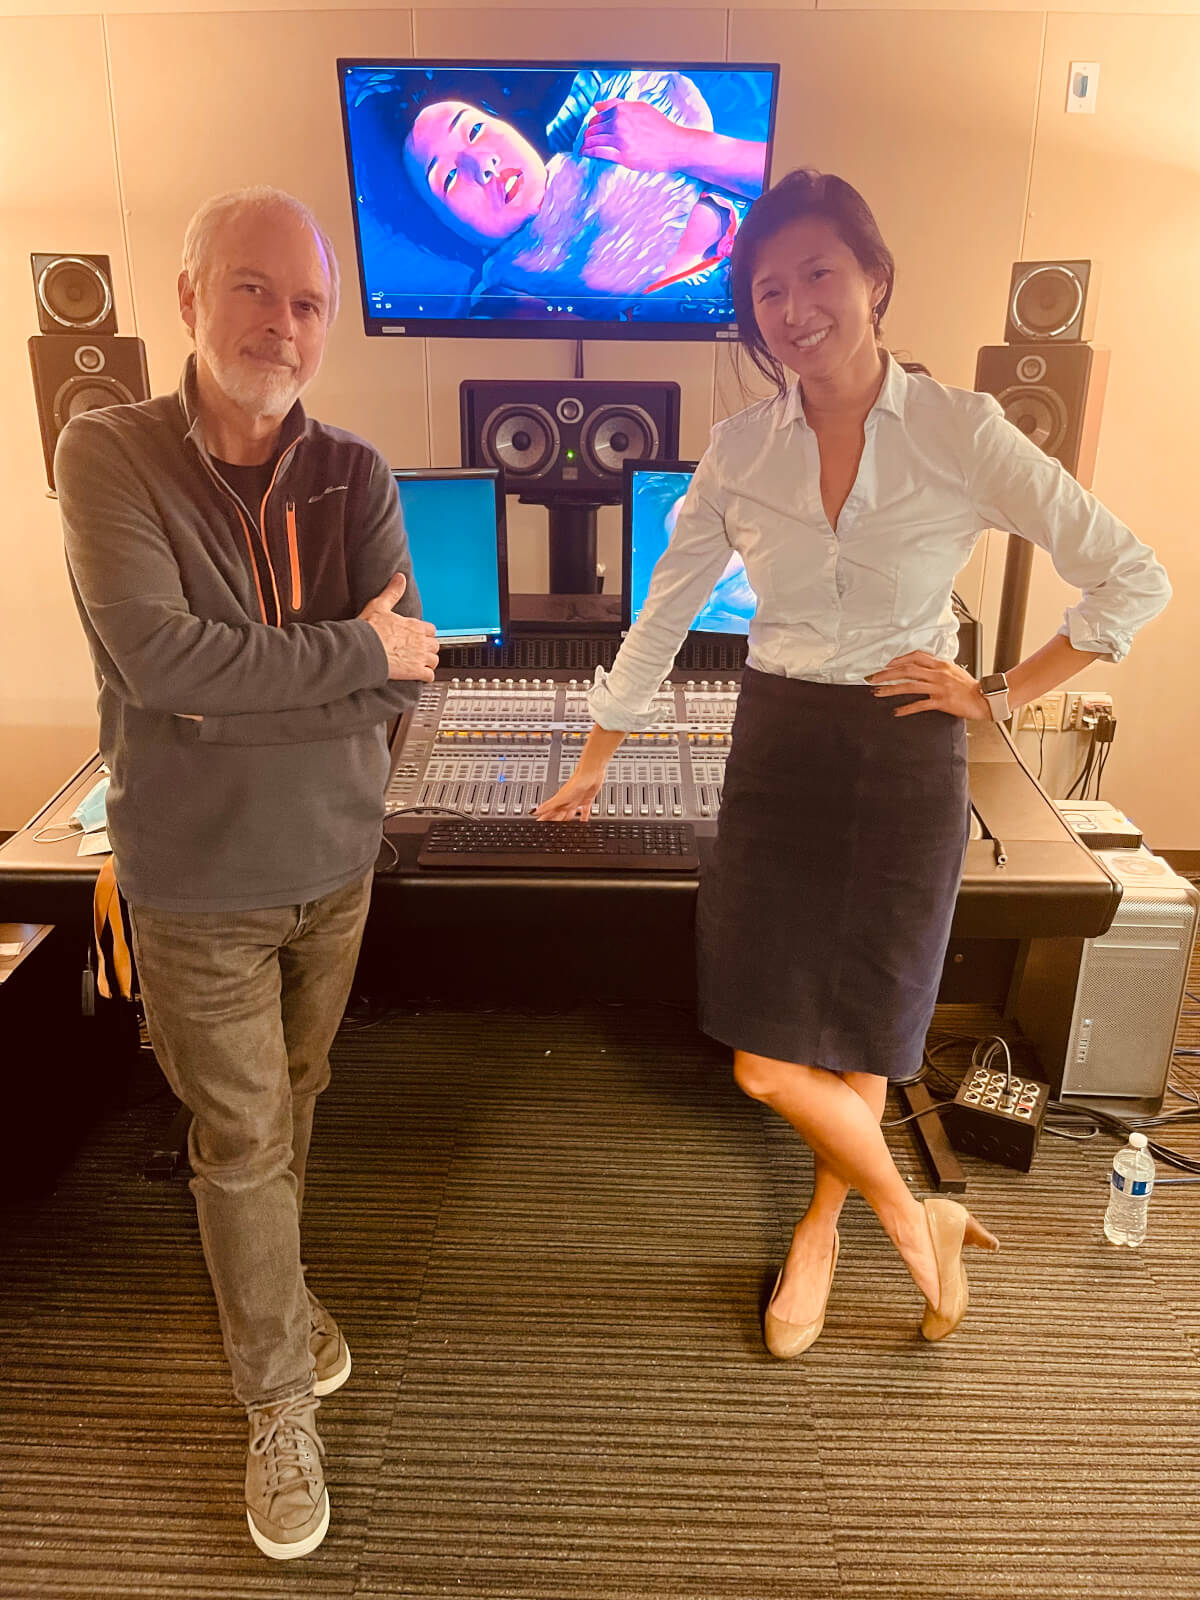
546,500,602,595
992,533,1033,674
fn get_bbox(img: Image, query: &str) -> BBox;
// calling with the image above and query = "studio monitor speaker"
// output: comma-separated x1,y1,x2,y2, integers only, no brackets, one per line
29,335,150,491
31,253,119,337
974,343,1110,487
460,379,680,501
1004,260,1097,344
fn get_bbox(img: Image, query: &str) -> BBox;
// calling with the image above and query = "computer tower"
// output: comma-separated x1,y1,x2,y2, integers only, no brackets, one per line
1011,849,1198,1113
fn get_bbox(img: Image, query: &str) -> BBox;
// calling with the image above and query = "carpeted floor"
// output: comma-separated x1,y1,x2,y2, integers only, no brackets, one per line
1,985,1199,1599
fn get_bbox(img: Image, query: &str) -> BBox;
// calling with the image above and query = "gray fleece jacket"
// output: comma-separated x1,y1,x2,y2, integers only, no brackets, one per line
56,356,421,912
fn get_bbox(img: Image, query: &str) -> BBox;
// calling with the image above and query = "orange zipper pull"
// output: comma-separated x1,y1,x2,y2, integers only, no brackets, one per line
285,499,301,611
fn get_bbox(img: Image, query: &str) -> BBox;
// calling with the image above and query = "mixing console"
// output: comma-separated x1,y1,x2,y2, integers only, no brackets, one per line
385,675,741,822
386,673,988,839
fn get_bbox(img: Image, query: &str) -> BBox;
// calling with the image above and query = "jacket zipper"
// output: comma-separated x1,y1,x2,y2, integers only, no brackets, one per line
285,500,301,611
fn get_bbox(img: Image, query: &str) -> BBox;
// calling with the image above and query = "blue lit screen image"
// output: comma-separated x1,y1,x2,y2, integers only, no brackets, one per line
339,59,779,333
628,467,757,636
393,473,504,640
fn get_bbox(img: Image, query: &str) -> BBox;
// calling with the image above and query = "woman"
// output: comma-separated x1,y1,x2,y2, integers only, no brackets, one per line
401,68,761,307
399,70,765,311
535,169,1171,1352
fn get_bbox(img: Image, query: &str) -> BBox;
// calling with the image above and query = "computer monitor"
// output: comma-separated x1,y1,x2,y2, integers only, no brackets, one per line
391,468,508,644
338,57,779,340
622,460,757,637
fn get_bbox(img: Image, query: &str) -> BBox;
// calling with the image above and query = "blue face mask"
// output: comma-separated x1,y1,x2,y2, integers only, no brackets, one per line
71,776,110,834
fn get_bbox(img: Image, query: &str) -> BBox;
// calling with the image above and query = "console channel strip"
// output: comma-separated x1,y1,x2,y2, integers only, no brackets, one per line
385,676,741,823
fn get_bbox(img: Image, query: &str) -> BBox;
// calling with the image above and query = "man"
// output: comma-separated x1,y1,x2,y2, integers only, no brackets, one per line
55,187,439,1560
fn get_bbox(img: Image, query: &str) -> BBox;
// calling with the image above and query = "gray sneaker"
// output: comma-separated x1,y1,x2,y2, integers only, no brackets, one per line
245,1393,329,1560
308,1290,352,1397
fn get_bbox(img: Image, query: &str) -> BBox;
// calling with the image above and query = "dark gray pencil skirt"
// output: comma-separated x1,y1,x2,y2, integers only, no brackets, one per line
697,667,970,1080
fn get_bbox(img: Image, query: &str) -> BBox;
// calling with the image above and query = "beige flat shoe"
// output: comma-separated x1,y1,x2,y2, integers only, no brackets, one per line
763,1232,840,1359
919,1196,1000,1342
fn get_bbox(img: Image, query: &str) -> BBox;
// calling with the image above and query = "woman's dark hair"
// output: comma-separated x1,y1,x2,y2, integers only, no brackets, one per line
730,167,929,394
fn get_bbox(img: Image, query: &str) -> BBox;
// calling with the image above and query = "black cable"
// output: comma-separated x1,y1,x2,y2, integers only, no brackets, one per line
385,805,473,819
1091,740,1112,800
913,1027,1200,1175
1064,729,1098,799
1033,704,1046,782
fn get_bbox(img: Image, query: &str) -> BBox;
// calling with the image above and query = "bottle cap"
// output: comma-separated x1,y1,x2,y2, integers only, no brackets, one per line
1129,1132,1149,1149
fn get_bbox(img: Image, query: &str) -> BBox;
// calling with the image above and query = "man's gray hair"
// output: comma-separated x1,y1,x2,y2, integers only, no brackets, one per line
181,186,340,322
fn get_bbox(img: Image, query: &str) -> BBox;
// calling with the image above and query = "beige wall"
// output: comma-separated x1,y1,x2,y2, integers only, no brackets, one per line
1,3,1196,847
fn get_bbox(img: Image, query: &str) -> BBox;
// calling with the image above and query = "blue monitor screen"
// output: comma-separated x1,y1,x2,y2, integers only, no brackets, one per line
392,471,506,642
626,466,757,637
338,58,779,339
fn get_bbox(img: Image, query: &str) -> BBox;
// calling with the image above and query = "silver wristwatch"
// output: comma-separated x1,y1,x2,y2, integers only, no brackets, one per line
978,672,1012,723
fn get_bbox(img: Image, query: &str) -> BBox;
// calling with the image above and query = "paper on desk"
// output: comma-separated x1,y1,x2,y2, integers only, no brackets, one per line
78,829,111,856
0,923,38,957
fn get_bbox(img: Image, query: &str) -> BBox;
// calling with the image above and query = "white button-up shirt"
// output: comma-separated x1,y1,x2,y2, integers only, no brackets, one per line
590,353,1171,731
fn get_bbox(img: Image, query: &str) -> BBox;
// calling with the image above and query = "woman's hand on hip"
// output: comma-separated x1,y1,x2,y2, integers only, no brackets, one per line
867,652,991,720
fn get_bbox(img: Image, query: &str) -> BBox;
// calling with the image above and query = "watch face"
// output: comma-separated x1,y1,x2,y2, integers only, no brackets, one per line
980,674,1007,695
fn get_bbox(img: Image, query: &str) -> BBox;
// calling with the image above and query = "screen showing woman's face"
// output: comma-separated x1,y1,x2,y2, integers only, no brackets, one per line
404,100,548,247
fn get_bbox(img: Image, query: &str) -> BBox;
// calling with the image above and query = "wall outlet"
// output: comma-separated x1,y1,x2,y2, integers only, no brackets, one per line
1017,692,1065,732
1063,691,1113,731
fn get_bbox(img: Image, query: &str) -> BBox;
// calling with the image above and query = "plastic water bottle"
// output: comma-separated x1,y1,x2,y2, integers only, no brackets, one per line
1104,1131,1155,1246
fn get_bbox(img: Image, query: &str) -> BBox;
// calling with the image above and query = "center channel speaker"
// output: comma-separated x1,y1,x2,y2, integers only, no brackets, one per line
974,343,1110,488
460,379,680,501
29,335,150,491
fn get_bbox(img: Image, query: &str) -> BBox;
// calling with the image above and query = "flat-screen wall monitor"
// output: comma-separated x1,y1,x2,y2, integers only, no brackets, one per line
338,58,779,340
391,468,508,644
622,460,757,638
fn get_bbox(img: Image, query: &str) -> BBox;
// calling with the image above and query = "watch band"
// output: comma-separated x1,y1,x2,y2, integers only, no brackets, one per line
978,672,1011,723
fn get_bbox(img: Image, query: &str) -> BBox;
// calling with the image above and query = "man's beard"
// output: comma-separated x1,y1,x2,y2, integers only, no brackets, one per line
196,330,308,420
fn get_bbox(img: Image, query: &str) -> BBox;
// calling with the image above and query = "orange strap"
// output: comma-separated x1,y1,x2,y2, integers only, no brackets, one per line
92,856,135,1001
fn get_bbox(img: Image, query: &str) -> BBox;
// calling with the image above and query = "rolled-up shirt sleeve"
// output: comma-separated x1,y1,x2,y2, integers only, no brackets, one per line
588,447,737,730
963,393,1170,662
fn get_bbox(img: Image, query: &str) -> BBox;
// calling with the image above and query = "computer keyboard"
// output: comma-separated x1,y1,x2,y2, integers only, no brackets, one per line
416,819,699,872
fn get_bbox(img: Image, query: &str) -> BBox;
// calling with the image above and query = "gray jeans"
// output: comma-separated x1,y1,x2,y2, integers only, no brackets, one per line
128,871,373,1409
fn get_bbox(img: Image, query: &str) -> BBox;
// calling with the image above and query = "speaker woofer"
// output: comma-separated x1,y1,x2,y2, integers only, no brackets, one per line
53,375,138,429
33,254,115,333
1004,260,1096,344
994,383,1070,454
481,404,558,478
581,405,658,477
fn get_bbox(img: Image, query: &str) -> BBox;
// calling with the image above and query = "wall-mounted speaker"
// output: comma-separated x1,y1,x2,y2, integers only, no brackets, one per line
29,335,150,491
974,343,1110,488
31,253,118,337
460,379,680,502
1003,260,1097,344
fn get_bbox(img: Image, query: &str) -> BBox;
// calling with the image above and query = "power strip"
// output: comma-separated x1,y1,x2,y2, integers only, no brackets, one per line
943,1063,1050,1172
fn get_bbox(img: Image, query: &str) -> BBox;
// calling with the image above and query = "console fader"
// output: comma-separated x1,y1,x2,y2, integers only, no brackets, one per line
385,674,741,823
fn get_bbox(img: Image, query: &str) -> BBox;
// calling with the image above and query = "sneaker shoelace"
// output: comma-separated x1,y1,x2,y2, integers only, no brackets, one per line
249,1394,325,1501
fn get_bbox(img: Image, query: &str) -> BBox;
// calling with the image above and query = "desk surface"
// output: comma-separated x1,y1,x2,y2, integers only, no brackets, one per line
0,716,1120,941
